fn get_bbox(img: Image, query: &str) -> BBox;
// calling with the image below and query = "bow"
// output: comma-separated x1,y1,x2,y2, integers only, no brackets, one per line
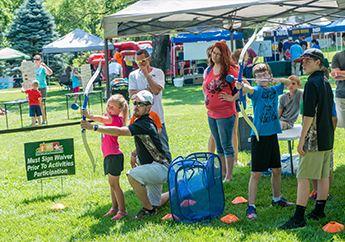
82,60,102,173
236,26,260,141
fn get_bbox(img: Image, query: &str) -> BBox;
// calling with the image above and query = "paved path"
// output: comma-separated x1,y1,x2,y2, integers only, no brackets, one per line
0,86,61,94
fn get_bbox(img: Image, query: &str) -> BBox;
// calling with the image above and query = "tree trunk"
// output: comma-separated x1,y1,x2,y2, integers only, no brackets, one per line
151,35,169,83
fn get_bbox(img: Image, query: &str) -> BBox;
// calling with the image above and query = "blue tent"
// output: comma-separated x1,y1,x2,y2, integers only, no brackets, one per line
171,29,243,43
320,19,345,32
264,23,321,40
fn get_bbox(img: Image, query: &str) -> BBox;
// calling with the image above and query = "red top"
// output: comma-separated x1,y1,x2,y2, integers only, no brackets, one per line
204,66,238,119
25,89,42,106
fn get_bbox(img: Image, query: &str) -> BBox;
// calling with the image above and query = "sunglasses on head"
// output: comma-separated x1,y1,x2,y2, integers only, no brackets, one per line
135,57,149,64
133,101,150,107
33,58,40,61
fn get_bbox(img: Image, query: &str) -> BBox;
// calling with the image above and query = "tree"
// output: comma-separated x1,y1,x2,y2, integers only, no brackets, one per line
6,0,64,81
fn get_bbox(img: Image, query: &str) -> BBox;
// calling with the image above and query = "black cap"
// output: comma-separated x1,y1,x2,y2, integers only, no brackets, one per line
293,48,324,63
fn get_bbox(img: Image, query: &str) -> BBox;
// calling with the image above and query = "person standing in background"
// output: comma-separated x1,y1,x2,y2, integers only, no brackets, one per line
33,54,52,125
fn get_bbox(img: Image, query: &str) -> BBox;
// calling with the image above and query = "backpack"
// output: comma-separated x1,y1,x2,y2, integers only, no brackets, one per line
168,152,224,223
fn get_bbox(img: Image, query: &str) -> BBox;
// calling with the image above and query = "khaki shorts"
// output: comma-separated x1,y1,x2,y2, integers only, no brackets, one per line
127,161,168,206
330,149,334,172
336,97,345,128
280,120,293,130
297,150,331,179
39,87,47,99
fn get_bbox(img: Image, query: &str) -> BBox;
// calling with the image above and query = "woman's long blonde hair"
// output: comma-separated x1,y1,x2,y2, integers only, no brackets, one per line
108,94,128,126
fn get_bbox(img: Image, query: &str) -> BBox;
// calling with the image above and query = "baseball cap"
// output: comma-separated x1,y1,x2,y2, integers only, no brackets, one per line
293,48,324,63
295,39,299,44
133,90,154,105
288,37,293,40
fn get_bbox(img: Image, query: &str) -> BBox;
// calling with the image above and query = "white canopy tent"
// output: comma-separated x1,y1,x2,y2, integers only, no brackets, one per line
42,28,114,54
102,0,345,38
101,0,345,97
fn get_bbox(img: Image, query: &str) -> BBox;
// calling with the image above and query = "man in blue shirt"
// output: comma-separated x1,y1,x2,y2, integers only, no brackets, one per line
290,40,304,76
283,37,294,60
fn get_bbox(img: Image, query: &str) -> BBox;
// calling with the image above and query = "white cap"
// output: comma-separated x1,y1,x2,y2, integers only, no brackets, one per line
288,37,293,40
295,39,299,43
133,90,154,105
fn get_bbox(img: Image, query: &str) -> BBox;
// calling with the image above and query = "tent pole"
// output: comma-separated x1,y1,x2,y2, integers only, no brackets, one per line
336,32,338,53
230,31,234,52
105,38,110,99
47,54,50,88
274,36,276,61
173,43,175,79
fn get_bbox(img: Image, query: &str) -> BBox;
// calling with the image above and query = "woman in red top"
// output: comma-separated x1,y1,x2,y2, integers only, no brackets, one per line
203,42,239,182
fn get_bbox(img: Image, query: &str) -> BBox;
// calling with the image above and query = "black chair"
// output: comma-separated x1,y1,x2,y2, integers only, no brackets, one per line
59,72,71,89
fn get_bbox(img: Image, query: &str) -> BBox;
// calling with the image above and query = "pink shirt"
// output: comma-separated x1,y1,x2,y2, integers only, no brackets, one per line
101,115,123,157
204,66,238,119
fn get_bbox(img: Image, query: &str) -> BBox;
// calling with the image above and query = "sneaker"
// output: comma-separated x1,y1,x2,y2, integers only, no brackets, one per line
306,211,326,220
103,208,118,217
309,191,317,200
246,206,257,220
134,207,158,219
111,211,128,221
279,216,306,230
272,197,295,207
41,121,47,125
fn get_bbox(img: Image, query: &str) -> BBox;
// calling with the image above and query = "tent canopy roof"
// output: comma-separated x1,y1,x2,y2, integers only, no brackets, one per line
42,28,114,54
102,0,345,38
321,18,345,32
0,47,31,61
171,28,243,43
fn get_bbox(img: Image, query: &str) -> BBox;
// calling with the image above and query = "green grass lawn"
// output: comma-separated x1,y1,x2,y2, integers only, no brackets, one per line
1,84,345,241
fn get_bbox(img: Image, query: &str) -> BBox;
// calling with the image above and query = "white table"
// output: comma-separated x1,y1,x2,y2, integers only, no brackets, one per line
278,124,302,175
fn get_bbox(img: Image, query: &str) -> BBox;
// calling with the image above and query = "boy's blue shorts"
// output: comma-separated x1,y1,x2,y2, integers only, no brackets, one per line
29,105,42,117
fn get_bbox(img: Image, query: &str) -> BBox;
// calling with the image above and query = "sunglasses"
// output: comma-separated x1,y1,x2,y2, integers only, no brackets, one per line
135,57,149,64
133,101,150,107
33,58,41,61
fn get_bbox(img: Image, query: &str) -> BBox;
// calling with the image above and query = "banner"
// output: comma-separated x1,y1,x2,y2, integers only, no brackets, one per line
24,138,75,181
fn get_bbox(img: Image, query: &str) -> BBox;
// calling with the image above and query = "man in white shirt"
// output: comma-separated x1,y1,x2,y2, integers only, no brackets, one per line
109,58,123,80
129,49,172,163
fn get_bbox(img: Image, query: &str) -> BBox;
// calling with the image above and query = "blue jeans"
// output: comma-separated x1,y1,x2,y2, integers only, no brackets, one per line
158,123,172,163
208,115,236,158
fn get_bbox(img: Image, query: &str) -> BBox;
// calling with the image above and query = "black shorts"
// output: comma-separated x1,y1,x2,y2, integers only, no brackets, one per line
104,153,124,176
251,134,281,172
29,105,42,117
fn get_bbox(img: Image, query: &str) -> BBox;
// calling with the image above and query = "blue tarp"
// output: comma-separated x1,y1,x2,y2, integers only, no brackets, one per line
171,29,243,43
320,19,345,32
264,23,321,39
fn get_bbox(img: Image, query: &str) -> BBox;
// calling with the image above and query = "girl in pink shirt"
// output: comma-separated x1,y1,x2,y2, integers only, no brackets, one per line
82,94,128,220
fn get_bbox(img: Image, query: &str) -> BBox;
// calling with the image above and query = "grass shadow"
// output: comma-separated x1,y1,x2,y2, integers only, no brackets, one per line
22,193,70,204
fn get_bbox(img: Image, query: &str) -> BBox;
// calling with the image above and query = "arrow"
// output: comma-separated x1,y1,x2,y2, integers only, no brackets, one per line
226,75,271,83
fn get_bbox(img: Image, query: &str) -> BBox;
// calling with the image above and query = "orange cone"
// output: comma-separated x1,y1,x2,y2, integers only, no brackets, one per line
232,196,248,204
180,199,196,207
322,221,344,233
162,213,173,220
221,214,239,223
50,203,66,210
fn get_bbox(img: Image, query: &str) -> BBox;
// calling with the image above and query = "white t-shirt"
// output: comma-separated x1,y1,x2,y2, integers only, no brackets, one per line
109,62,122,75
129,67,165,123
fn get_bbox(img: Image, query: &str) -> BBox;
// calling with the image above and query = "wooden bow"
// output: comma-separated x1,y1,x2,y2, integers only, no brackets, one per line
82,60,102,172
237,26,260,141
